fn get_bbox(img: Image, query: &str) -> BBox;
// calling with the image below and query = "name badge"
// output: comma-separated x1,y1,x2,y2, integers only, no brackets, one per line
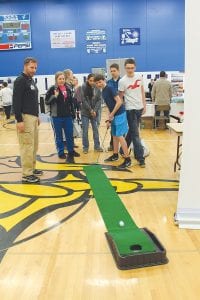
30,85,35,90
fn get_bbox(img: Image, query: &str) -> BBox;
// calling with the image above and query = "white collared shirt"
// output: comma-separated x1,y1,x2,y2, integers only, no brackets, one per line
0,87,13,106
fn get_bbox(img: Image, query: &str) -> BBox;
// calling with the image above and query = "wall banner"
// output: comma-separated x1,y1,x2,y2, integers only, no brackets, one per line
86,29,107,54
120,28,140,46
0,13,31,50
50,30,76,48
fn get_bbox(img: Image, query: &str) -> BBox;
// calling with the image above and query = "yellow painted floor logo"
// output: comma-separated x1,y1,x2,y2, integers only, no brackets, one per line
0,155,179,262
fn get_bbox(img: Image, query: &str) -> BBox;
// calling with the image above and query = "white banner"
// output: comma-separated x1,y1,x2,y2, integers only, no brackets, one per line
50,30,75,48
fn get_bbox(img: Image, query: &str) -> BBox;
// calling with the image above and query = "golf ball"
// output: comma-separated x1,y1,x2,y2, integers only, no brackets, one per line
119,220,125,227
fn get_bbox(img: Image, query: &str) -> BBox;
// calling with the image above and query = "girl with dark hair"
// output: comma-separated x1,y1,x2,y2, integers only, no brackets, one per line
81,74,103,153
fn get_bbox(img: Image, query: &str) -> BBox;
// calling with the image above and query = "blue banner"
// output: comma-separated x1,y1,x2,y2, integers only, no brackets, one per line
120,28,140,46
0,13,31,50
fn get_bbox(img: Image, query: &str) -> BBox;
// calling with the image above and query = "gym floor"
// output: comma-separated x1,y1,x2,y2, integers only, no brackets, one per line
0,109,200,300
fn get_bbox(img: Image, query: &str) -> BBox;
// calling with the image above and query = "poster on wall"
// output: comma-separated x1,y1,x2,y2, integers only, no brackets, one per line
86,42,106,54
0,13,31,50
50,30,76,48
86,29,107,41
120,28,140,46
86,29,107,54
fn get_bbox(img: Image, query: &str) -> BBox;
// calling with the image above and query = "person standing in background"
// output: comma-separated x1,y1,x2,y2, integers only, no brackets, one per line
13,57,43,183
151,71,172,127
73,76,79,89
63,69,74,98
63,69,76,120
72,76,81,118
107,63,121,151
45,71,79,163
148,79,154,99
72,76,82,130
0,81,13,121
118,58,146,168
63,69,80,149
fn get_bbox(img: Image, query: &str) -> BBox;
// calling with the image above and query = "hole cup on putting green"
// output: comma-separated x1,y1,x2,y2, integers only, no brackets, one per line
130,244,142,253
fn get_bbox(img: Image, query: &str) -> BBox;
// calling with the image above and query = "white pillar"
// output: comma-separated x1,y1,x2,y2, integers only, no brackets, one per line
176,0,200,228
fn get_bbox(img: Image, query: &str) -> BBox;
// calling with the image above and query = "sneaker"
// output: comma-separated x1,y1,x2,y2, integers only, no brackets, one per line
33,169,44,176
118,157,132,169
108,145,113,151
104,154,119,162
22,175,40,184
94,147,103,152
72,150,80,157
139,160,146,168
66,154,75,164
58,153,66,159
83,148,88,154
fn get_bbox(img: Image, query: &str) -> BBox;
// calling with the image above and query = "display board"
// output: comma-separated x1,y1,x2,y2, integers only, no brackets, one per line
0,13,31,50
91,67,106,75
106,58,134,79
171,73,184,97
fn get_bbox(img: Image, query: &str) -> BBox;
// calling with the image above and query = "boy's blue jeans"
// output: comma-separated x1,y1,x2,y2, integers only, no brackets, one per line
126,109,144,161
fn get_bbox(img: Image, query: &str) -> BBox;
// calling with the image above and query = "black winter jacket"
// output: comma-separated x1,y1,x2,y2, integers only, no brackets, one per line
45,84,75,118
13,73,39,122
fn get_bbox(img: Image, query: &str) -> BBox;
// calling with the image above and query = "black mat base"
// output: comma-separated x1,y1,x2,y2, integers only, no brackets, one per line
105,227,168,270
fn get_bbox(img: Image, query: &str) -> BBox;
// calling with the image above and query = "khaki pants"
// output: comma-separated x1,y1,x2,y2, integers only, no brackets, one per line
17,114,38,177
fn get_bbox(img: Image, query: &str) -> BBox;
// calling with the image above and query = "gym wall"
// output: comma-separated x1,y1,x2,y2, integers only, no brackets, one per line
0,0,184,76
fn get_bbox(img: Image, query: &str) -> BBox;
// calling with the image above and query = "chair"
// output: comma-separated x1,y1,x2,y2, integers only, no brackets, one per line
154,105,170,129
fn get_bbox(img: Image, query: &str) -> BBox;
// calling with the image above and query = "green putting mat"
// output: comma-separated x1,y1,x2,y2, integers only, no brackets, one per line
84,165,156,255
